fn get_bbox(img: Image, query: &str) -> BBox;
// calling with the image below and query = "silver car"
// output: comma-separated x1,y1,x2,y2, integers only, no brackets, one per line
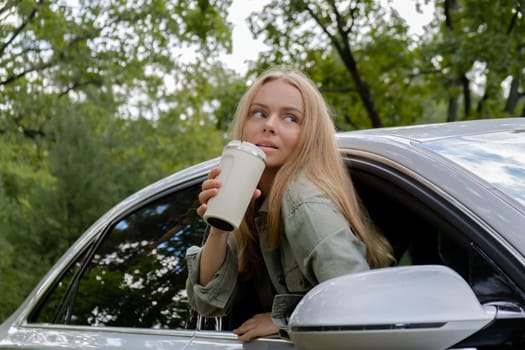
1,118,524,350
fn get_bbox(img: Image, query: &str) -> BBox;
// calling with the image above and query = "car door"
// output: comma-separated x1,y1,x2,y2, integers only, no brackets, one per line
12,177,207,349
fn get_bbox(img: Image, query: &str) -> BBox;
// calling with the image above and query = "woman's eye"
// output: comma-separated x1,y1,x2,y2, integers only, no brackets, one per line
284,115,298,123
252,110,266,118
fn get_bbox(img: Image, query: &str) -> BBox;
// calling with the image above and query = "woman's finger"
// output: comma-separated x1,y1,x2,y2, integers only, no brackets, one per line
196,168,223,217
201,179,222,191
196,203,207,217
208,167,221,179
233,312,278,342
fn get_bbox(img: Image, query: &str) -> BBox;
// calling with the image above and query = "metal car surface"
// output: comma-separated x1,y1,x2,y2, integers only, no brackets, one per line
1,118,524,349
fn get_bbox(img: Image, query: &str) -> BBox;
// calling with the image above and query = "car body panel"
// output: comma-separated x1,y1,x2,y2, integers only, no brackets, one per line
0,325,193,349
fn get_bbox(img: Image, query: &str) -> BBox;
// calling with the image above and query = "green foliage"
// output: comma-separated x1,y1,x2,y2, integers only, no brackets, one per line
249,0,525,126
0,0,233,131
248,0,419,128
0,134,52,319
417,0,525,119
0,0,234,321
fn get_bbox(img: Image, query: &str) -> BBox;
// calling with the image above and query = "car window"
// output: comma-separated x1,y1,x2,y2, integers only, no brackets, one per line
348,158,525,306
403,225,523,305
30,181,206,329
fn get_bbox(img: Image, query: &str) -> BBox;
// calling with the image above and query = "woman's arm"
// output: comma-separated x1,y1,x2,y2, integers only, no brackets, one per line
196,168,231,285
185,237,238,316
196,167,261,285
199,227,229,285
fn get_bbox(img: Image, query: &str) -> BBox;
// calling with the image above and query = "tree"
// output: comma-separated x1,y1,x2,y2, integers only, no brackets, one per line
248,0,525,127
0,0,236,320
418,0,525,120
248,0,421,129
1,0,233,137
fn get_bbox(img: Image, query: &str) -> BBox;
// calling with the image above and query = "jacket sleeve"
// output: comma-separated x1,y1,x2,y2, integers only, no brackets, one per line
282,193,370,285
185,235,238,317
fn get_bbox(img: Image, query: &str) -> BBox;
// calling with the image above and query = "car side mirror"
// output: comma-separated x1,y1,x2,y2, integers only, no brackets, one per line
287,265,496,350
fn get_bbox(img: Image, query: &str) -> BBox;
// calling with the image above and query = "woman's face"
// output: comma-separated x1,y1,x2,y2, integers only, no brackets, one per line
243,79,304,171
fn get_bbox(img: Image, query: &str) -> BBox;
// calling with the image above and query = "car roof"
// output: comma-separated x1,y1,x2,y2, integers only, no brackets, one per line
336,117,525,143
336,117,525,259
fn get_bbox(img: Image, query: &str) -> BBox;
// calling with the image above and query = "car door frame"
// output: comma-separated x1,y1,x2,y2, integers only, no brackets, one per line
341,149,525,348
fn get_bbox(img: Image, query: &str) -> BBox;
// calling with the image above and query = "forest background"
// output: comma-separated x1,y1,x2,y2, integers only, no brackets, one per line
1,0,524,321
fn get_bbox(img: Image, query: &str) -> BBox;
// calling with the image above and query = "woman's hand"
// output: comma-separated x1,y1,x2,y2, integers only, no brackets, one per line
233,312,279,342
197,167,262,219
197,167,222,218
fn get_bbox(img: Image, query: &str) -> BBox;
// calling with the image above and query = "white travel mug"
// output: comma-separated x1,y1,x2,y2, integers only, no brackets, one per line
204,140,266,231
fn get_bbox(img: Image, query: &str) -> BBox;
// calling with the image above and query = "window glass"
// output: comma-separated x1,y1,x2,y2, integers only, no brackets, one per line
424,133,525,208
31,182,206,329
436,232,522,305
30,248,91,324
394,206,523,305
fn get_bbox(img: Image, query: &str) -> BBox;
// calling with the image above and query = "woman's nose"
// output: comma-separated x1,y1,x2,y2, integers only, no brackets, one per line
263,114,277,132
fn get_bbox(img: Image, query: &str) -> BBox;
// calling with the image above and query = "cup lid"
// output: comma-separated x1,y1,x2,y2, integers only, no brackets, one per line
225,140,266,163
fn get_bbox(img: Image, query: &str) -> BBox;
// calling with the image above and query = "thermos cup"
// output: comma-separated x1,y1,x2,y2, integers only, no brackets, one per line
204,140,266,231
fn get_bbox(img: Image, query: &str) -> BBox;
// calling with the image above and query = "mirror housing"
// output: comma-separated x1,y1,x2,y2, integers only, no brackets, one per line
288,265,495,350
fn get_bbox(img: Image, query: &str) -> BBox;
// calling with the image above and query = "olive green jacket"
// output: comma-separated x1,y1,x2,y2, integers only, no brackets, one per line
185,172,369,317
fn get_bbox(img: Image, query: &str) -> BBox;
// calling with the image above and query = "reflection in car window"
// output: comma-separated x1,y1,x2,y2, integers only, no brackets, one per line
423,131,525,207
30,182,206,329
29,247,92,325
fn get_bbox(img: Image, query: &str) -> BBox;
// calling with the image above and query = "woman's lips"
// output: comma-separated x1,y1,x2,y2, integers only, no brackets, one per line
256,144,278,155
256,143,278,149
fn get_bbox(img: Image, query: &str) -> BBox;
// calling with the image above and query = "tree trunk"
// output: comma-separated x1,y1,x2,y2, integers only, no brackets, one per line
447,95,458,122
444,0,458,29
444,0,461,123
461,75,471,118
504,73,521,115
339,45,383,128
305,2,382,128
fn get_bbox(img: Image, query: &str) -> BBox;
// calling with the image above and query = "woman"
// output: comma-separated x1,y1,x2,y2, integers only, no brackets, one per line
186,67,394,341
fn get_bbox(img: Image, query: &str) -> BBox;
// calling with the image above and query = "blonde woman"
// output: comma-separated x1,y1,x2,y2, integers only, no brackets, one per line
186,67,393,341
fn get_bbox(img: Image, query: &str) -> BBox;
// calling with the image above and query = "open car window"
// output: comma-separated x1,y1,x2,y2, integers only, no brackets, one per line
346,156,525,307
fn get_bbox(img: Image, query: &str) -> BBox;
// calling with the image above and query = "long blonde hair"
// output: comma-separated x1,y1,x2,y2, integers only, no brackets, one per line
231,67,393,278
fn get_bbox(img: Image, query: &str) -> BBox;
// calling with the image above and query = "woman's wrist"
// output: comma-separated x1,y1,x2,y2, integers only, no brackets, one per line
209,226,230,236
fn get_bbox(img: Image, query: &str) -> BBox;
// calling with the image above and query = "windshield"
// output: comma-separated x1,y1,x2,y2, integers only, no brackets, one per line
423,130,525,208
